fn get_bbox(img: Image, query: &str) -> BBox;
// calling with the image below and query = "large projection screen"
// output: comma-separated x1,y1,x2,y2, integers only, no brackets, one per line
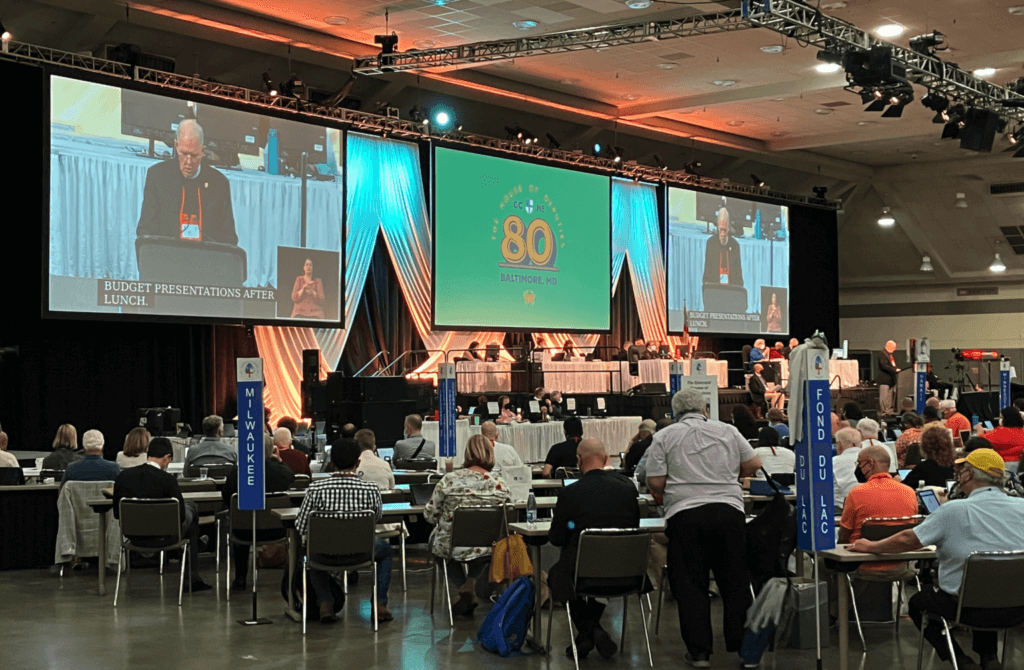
433,147,611,333
47,75,344,325
667,188,789,336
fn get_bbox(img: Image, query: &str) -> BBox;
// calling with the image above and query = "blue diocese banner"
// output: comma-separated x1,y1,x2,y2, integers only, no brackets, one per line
796,375,835,552
438,363,457,459
237,358,265,511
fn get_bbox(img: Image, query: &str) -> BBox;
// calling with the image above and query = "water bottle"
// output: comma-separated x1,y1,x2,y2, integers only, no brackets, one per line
972,413,980,429
265,128,279,175
526,491,537,526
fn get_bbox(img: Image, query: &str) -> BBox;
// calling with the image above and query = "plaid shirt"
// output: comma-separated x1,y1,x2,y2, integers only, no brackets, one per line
295,474,382,537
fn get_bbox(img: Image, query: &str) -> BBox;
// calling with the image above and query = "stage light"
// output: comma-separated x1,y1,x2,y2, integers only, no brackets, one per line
592,143,602,156
909,30,946,57
881,89,913,117
546,132,561,149
262,72,277,96
374,33,399,54
432,108,454,130
865,98,888,112
875,24,904,38
816,48,844,65
919,256,934,272
0,20,10,42
280,73,304,98
877,207,895,227
409,106,424,124
812,185,828,199
654,154,668,170
609,146,624,163
683,161,702,174
751,174,767,188
954,192,968,209
973,67,996,78
921,92,949,112
815,63,842,74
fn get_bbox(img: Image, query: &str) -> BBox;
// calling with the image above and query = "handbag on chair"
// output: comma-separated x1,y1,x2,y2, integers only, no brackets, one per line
489,507,533,583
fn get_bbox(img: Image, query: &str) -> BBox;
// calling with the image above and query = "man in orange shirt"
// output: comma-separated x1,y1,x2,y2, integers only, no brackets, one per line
940,399,971,436
839,445,918,542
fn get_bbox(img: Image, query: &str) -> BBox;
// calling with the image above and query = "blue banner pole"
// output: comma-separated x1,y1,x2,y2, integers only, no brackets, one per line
236,357,271,626
1001,359,1011,411
915,338,931,414
438,363,457,467
669,362,683,418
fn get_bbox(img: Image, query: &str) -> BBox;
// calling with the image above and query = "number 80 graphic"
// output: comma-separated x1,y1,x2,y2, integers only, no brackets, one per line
500,215,557,269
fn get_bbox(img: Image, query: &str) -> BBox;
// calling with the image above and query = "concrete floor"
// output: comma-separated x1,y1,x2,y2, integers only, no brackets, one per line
0,548,1004,670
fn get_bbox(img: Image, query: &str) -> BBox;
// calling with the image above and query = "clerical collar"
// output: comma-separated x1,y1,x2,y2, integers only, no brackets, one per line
184,164,202,180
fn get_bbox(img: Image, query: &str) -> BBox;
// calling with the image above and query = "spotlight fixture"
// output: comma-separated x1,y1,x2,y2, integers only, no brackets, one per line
875,24,904,38
973,67,996,78
751,174,767,188
881,88,914,117
654,154,668,171
843,46,908,90
374,33,399,54
545,132,561,149
432,109,453,130
909,31,946,57
954,192,968,209
812,185,828,199
261,72,277,96
815,63,842,74
0,20,10,41
409,105,424,123
625,0,652,7
865,96,888,113
921,92,949,123
279,73,304,98
878,207,895,227
919,256,934,272
816,48,844,65
609,146,624,163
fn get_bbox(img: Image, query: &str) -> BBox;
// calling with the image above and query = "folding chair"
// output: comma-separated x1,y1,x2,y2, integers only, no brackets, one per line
377,489,407,591
917,550,1024,670
303,511,379,634
114,498,190,606
547,528,653,670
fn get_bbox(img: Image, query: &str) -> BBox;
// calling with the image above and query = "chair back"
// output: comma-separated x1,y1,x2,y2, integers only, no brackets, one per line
119,498,181,539
554,467,580,480
380,489,405,504
0,467,24,485
574,529,651,583
40,469,66,481
180,480,217,493
410,482,438,505
229,493,292,531
184,460,234,478
958,551,1024,612
306,511,375,557
394,458,437,471
289,474,311,490
861,515,925,541
450,504,513,548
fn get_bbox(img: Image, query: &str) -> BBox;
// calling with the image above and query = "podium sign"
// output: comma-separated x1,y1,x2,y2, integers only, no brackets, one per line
681,360,718,420
236,358,265,511
795,351,835,552
438,363,457,459
669,362,684,417
1001,359,1012,411
915,337,930,414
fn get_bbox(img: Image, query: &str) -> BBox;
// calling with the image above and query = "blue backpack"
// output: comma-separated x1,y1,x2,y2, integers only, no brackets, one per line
478,576,535,657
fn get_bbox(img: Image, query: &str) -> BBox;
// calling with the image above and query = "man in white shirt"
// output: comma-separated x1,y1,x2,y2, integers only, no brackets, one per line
855,418,897,471
0,431,18,468
354,429,395,490
833,427,864,510
479,421,523,473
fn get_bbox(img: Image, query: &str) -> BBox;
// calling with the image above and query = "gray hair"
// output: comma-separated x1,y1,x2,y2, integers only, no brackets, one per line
273,427,292,446
972,466,1005,487
835,427,862,449
638,419,657,436
202,415,224,438
939,399,956,410
671,388,706,416
857,418,880,440
176,119,204,145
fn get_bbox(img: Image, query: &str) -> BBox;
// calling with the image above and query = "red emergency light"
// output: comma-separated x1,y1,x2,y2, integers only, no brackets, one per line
956,349,999,361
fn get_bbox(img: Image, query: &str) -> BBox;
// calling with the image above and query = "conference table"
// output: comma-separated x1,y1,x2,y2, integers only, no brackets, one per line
541,359,729,394
421,416,642,464
817,545,937,670
776,359,859,390
455,360,513,393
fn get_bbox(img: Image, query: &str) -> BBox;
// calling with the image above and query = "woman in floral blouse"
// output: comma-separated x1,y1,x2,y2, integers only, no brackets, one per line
425,434,511,616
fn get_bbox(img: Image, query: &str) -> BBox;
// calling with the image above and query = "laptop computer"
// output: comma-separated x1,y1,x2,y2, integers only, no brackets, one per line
377,447,394,463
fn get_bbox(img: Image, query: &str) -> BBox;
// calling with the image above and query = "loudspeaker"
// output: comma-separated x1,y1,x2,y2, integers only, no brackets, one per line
301,349,320,418
959,109,1000,153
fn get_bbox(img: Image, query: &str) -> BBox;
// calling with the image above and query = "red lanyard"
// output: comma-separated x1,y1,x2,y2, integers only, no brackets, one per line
179,186,204,241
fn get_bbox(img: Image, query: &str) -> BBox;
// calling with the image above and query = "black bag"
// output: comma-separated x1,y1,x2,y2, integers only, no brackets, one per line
745,468,797,591
281,565,344,621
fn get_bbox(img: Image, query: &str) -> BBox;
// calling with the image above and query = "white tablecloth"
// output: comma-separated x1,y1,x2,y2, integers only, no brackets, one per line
421,416,643,464
455,360,512,393
542,359,729,393
777,359,858,390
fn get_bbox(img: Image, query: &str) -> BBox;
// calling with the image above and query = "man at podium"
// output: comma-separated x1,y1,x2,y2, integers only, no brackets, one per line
702,208,744,290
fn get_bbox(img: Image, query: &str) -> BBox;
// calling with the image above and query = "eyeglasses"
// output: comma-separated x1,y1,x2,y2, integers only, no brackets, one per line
856,459,874,469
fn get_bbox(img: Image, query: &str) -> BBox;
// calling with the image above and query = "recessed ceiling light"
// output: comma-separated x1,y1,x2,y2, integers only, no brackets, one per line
821,1,846,8
513,20,538,30
815,63,842,74
875,24,904,38
323,16,348,25
712,79,736,87
560,78,579,85
973,67,996,77
761,45,785,54
1009,5,1024,15
625,0,652,8
771,97,785,102
815,108,833,115
656,62,678,70
727,120,744,127
857,120,875,126
624,93,641,100
414,39,437,49
770,131,787,137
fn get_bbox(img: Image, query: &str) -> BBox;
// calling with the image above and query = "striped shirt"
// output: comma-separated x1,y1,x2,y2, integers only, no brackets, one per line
295,474,382,537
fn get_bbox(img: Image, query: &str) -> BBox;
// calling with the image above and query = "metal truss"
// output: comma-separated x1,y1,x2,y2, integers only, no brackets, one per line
353,9,751,75
741,0,1024,122
1,39,836,209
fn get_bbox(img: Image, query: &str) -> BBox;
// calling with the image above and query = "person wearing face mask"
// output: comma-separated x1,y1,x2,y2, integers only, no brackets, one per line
393,414,436,461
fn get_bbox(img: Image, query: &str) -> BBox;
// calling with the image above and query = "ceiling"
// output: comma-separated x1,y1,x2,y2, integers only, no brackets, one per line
7,0,1024,286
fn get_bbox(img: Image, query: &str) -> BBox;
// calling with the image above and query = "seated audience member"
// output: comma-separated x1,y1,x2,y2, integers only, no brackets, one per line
474,395,489,415
276,416,310,455
113,437,211,591
479,421,523,474
528,387,551,423
295,439,392,623
857,418,883,448
116,427,151,469
340,423,358,439
548,390,565,420
394,414,436,461
731,404,760,440
940,400,971,435
950,437,1024,500
925,396,941,412
748,364,768,415
833,427,865,510
542,417,585,477
43,423,82,471
634,418,674,484
425,435,510,616
753,427,794,475
221,437,295,591
766,408,789,438
0,431,17,468
62,430,120,484
902,425,956,490
549,438,640,659
184,415,237,474
354,429,394,490
840,401,863,429
748,339,767,363
495,395,519,425
895,413,923,468
922,405,943,429
623,420,656,476
899,397,916,414
274,427,311,477
850,449,1024,670
768,342,786,360
832,411,844,435
978,406,1024,473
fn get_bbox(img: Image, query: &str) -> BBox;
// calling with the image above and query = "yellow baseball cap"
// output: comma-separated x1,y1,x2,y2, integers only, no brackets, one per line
955,448,1005,477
